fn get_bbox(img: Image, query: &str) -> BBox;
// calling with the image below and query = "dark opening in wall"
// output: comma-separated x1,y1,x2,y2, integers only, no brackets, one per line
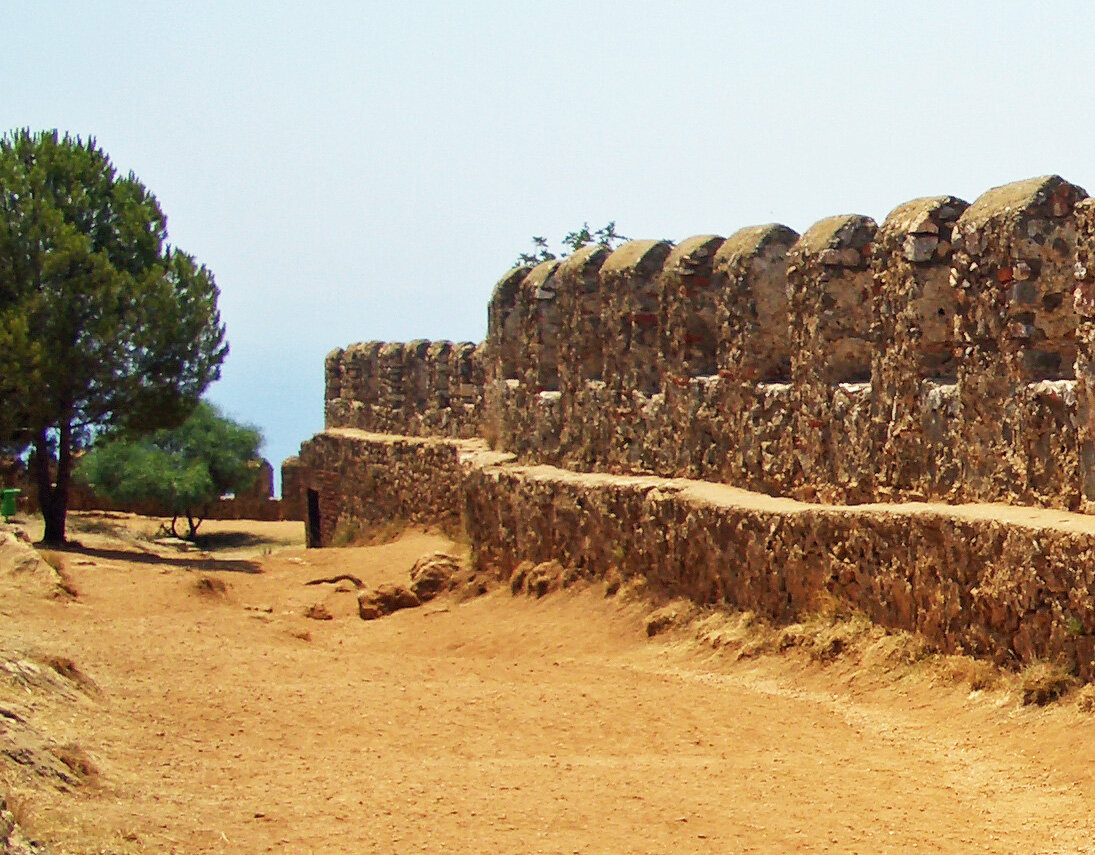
306,489,321,548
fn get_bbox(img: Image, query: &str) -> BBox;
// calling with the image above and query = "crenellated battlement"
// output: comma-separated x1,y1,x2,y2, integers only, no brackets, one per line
322,174,1095,512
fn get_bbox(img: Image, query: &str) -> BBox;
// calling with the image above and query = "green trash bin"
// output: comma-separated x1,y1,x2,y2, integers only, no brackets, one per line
1,488,20,521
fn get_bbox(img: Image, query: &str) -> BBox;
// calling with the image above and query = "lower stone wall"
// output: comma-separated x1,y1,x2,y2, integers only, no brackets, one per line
296,429,505,545
296,429,1095,680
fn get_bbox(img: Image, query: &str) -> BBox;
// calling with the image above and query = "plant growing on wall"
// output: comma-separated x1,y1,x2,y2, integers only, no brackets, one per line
0,129,227,544
75,401,262,540
516,221,628,266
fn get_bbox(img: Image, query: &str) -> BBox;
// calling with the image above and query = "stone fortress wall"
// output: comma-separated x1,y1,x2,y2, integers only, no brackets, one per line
320,175,1095,512
292,175,1095,678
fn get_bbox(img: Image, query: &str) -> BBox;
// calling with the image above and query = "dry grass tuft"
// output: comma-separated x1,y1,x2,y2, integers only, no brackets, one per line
36,549,64,574
1075,684,1095,713
1019,660,1077,706
1,786,41,845
692,610,779,660
50,742,98,782
192,575,229,597
934,655,1001,692
645,600,698,638
614,575,649,603
42,655,99,696
777,610,877,663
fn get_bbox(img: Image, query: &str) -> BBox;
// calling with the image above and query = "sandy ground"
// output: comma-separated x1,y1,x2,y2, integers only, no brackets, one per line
4,512,1095,854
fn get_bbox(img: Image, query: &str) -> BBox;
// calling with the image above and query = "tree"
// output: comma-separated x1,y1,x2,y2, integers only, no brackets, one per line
0,129,227,544
75,401,263,540
515,221,628,266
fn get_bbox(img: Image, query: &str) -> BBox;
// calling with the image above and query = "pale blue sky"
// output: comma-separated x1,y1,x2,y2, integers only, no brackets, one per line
6,1,1095,490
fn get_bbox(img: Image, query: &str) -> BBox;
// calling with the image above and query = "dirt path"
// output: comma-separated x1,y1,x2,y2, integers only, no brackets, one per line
4,514,1095,854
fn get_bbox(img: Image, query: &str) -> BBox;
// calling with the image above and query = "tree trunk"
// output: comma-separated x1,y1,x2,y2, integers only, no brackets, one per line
36,420,72,546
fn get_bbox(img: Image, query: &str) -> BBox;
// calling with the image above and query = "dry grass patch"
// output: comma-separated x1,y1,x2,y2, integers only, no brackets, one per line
50,742,98,783
933,655,1002,692
192,575,229,597
1075,684,1095,712
1019,660,1078,706
41,656,99,697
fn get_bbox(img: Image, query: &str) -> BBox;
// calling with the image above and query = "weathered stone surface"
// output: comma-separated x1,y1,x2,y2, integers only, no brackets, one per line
322,339,484,440
952,176,1087,504
519,260,562,393
556,245,611,387
659,234,725,380
296,430,496,547
601,240,674,395
408,551,463,602
714,223,798,382
486,266,531,383
357,583,420,620
786,214,878,500
555,245,612,466
872,195,968,498
1075,199,1095,509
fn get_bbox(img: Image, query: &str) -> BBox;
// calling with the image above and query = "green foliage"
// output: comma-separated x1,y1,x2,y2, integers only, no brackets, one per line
0,128,227,543
76,402,262,539
515,221,628,267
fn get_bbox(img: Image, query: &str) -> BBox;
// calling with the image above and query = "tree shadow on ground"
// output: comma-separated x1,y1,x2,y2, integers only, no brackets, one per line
191,531,276,550
43,541,262,574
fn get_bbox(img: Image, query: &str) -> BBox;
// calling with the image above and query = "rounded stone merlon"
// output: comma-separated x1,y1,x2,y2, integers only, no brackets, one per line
793,214,877,261
325,348,345,401
489,266,532,317
713,224,799,267
378,341,405,359
427,340,453,359
662,235,724,274
523,259,560,296
452,341,480,379
405,339,431,359
601,239,674,278
959,175,1088,232
881,196,969,237
556,243,611,278
342,340,383,360
490,267,536,332
879,197,969,265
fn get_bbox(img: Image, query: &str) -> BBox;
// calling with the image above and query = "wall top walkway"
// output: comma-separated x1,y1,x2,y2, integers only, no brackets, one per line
325,428,1095,536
